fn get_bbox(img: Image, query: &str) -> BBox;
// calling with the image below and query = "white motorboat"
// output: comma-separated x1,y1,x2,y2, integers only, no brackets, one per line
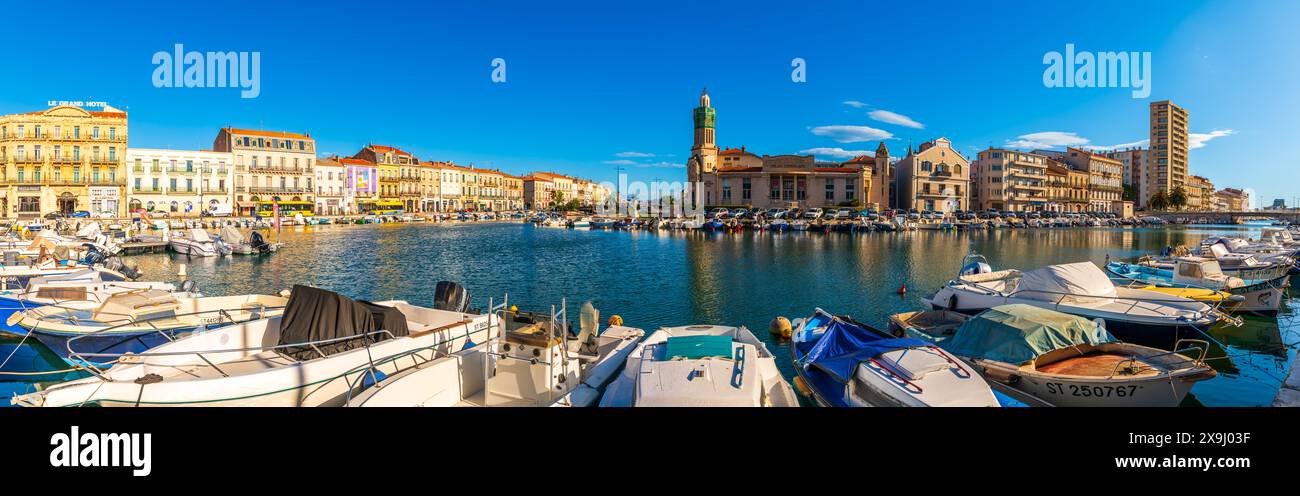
792,309,999,407
599,324,798,407
895,304,1217,407
168,228,231,257
347,301,644,407
219,226,279,255
12,285,497,407
680,214,705,230
928,255,1223,347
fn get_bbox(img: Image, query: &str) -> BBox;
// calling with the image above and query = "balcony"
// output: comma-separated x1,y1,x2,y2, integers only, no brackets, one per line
0,177,125,186
247,186,312,194
133,186,165,193
167,167,197,174
89,156,120,165
247,164,309,174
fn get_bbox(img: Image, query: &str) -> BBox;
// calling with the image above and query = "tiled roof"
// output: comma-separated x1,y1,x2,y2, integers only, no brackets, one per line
338,158,374,165
225,127,311,139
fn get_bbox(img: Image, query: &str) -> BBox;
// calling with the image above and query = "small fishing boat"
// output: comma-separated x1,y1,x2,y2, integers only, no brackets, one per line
928,255,1224,347
590,217,617,229
791,308,999,407
1152,245,1293,280
703,218,726,231
768,218,789,232
347,301,644,407
599,324,797,407
12,284,496,407
1106,258,1287,314
790,219,810,231
168,228,231,257
894,304,1216,407
680,214,705,230
570,217,591,229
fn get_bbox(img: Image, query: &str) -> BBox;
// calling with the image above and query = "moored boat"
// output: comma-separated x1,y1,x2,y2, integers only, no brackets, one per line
894,304,1216,407
599,324,797,407
791,308,999,407
1106,258,1287,314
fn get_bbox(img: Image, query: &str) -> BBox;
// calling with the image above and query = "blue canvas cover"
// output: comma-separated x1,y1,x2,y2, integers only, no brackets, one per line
664,335,734,360
801,316,932,384
942,304,1116,365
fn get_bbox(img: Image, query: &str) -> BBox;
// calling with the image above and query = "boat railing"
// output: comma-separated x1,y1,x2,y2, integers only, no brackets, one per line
53,304,288,377
1109,339,1210,378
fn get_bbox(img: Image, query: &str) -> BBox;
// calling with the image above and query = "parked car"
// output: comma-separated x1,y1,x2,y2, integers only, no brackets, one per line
68,210,91,218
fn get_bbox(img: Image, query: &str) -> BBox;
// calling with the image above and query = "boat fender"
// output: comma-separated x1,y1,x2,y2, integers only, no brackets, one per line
769,316,792,339
608,315,623,326
1006,374,1021,386
947,294,958,311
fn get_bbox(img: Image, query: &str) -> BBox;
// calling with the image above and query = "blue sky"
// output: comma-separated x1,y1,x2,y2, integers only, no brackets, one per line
4,0,1297,205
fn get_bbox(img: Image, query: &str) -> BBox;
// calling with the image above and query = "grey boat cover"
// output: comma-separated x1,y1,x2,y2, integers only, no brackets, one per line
943,304,1115,365
220,226,246,245
1017,262,1117,304
278,285,410,360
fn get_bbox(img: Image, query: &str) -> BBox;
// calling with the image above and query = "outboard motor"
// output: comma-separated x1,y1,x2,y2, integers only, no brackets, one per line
80,243,107,266
958,260,992,277
179,279,198,294
98,256,141,280
250,231,270,253
432,281,470,313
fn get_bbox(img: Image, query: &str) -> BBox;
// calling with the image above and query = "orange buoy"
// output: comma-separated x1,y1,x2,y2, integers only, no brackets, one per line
897,283,907,295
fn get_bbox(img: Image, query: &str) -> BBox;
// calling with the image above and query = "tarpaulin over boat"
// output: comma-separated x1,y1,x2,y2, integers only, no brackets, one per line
943,304,1115,365
800,316,932,383
220,226,245,245
1018,262,1117,304
277,285,410,360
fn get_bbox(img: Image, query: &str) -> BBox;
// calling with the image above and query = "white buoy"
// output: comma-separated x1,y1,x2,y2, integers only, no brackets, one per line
178,263,188,278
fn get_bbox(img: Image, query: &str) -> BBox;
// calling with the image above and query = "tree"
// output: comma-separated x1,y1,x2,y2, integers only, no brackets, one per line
1169,187,1188,211
1149,190,1169,211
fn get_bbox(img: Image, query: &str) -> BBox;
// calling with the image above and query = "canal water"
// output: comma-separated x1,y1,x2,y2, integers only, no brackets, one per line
2,221,1295,406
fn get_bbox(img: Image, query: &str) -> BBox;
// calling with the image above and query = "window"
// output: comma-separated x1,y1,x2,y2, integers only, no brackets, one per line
845,182,855,201
722,181,731,201
921,161,932,172
741,178,751,200
825,182,835,201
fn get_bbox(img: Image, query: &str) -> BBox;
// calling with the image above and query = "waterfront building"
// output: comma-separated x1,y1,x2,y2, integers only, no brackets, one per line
314,157,347,215
532,172,576,204
893,138,969,212
339,157,379,209
1217,188,1249,211
686,89,877,211
1061,147,1123,212
351,144,416,205
850,142,893,209
1105,147,1146,191
502,174,524,211
417,161,442,212
523,175,554,210
1187,175,1215,211
125,148,233,216
475,168,506,211
0,104,128,218
213,127,316,216
1044,160,1089,212
1146,100,1190,208
971,148,1049,212
423,161,465,211
400,160,421,212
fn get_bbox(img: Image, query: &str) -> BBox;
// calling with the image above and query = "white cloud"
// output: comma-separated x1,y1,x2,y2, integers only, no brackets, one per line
615,151,655,158
1080,139,1149,152
799,147,874,159
635,161,685,168
842,100,868,108
603,159,637,165
1190,129,1235,149
810,125,894,143
1004,131,1092,150
868,109,924,129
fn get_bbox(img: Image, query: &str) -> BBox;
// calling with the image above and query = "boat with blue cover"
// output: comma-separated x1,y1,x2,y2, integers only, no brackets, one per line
790,308,999,407
599,324,797,407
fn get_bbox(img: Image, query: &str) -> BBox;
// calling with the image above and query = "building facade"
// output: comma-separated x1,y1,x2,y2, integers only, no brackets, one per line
314,157,348,215
1,104,128,218
686,89,875,211
1044,160,1089,212
972,148,1048,212
339,157,379,207
1216,188,1249,211
125,148,233,216
1187,175,1215,211
1062,148,1123,212
213,127,315,215
1147,100,1190,207
352,144,417,206
893,138,969,212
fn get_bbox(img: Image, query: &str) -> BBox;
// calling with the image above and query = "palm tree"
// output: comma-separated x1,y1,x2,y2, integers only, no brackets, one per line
1169,187,1188,211
1149,190,1170,211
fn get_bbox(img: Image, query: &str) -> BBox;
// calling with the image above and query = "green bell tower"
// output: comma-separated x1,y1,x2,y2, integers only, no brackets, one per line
689,88,718,184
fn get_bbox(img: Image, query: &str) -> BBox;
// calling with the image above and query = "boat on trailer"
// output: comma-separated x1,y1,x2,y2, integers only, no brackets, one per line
347,300,643,407
791,308,999,407
892,304,1216,407
599,324,798,407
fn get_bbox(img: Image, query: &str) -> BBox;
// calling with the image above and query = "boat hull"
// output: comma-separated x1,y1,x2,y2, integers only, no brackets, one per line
973,359,1210,407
